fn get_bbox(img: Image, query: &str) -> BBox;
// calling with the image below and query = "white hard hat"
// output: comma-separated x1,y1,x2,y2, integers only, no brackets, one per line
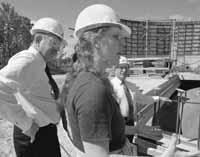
30,17,66,42
74,4,131,38
119,56,129,67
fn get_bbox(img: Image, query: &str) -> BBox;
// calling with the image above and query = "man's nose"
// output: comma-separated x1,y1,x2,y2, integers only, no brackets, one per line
121,69,125,73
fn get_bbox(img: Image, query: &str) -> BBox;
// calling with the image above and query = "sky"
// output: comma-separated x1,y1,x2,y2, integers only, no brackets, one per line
3,0,200,39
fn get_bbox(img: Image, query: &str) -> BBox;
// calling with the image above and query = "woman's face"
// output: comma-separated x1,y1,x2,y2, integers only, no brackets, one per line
97,26,124,72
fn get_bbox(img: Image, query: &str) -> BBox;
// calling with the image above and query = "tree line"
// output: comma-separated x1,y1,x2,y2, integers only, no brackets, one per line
0,2,70,74
0,2,32,68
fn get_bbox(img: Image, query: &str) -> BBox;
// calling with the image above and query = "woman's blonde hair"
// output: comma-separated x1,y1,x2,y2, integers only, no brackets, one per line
73,26,110,73
59,26,112,106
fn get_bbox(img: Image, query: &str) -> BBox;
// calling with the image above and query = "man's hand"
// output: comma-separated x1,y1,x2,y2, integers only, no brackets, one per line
160,135,177,157
23,121,39,143
161,134,200,157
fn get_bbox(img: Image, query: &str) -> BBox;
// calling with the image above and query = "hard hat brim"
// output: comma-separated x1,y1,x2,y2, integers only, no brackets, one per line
118,63,129,68
74,22,131,38
30,29,67,46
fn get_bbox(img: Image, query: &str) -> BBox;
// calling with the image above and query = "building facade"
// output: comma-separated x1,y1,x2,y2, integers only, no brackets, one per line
120,19,200,60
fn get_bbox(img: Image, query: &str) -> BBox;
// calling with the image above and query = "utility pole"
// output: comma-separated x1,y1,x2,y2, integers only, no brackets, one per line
170,19,176,65
145,19,148,57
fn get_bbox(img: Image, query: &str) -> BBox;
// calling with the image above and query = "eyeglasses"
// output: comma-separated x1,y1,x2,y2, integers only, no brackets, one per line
46,35,64,50
39,31,63,49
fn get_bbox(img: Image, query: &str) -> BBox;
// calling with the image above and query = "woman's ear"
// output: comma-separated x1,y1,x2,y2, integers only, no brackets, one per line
94,39,100,49
94,35,103,49
34,34,43,45
95,44,100,49
99,36,108,48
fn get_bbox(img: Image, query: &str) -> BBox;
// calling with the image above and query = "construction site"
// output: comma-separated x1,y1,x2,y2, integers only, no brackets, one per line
46,18,200,156
115,18,200,155
1,1,200,156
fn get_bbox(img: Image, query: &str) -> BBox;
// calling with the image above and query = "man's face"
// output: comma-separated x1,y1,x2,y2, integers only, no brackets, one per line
40,33,63,62
115,66,129,81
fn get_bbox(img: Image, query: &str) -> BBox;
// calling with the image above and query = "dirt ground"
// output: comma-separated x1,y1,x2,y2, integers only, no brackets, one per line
0,117,15,157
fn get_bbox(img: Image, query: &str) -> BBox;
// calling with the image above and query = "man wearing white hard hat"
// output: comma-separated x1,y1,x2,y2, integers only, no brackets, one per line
110,56,173,142
0,17,65,157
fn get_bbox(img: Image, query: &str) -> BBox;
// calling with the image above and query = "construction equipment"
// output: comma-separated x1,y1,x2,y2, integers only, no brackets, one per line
134,88,200,156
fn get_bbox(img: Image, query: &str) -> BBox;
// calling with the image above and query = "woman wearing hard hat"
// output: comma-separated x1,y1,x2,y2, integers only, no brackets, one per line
60,4,200,157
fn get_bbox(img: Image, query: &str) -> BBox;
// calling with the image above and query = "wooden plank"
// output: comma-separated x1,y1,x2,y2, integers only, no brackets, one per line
129,67,169,71
135,137,165,156
178,72,200,81
128,57,170,61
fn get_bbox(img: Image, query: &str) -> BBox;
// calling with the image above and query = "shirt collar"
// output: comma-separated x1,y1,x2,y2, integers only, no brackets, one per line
113,76,124,85
115,76,127,85
28,46,46,68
